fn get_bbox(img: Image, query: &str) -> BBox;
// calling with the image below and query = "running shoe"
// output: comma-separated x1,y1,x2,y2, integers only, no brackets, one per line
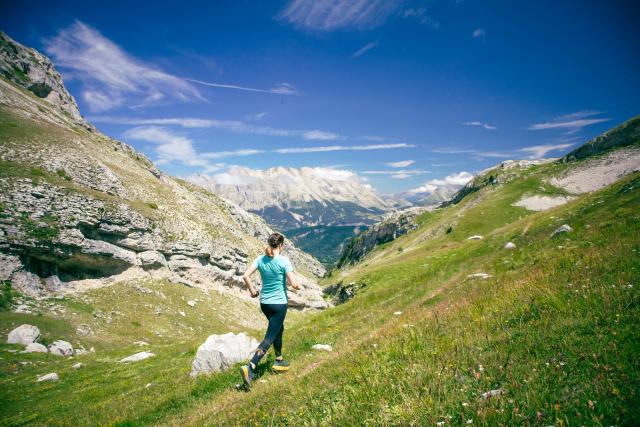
240,363,253,388
272,359,290,372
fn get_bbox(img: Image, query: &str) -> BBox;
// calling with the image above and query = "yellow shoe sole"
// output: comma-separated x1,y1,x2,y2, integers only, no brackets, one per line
272,365,290,372
240,365,251,387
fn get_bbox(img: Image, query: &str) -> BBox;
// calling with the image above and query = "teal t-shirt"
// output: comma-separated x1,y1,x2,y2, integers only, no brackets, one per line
253,254,293,304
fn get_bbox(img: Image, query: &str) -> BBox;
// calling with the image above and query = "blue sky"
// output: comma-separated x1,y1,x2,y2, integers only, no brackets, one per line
3,0,639,193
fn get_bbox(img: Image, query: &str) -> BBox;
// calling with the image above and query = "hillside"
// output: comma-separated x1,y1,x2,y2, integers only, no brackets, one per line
2,115,638,425
0,31,327,309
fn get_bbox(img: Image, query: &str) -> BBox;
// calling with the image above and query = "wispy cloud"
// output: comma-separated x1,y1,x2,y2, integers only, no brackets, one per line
124,126,220,172
472,28,486,38
362,169,429,180
432,142,575,160
518,143,575,159
44,21,295,112
409,171,474,193
275,143,414,154
463,121,496,130
44,21,202,112
185,78,298,95
302,130,342,140
386,160,415,168
401,8,440,28
90,116,340,140
278,0,401,31
352,41,379,58
527,111,609,131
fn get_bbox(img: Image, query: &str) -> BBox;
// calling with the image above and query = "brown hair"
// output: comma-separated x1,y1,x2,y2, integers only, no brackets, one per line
264,232,285,257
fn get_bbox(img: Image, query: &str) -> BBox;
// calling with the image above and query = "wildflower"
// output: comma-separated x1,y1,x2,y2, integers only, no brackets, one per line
467,419,473,424
462,402,469,407
436,422,445,426
478,364,484,372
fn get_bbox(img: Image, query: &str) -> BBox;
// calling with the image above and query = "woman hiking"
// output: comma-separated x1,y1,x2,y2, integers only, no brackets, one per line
240,232,300,388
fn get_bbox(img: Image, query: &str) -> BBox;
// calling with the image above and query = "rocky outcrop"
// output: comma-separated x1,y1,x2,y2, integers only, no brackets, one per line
336,207,427,267
0,33,327,310
191,332,259,377
0,31,87,127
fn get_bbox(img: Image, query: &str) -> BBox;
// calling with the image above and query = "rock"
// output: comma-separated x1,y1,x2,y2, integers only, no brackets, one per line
36,373,59,382
48,340,74,357
312,344,333,352
466,273,491,280
552,224,572,237
179,311,186,317
133,340,149,346
187,300,196,307
504,242,517,250
7,324,40,345
133,284,152,294
22,343,48,353
14,304,32,314
138,251,167,269
480,389,504,399
467,235,483,240
119,351,155,363
72,363,82,369
190,332,259,377
76,324,92,336
393,311,402,316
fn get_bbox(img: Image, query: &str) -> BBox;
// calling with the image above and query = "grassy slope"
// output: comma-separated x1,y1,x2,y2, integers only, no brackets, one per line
152,161,637,426
2,155,638,426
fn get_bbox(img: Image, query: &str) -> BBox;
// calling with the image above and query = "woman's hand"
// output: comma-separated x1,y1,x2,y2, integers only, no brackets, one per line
249,288,259,298
286,272,301,290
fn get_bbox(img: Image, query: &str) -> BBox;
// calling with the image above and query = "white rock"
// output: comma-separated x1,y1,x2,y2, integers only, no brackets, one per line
14,304,32,314
467,235,483,241
480,389,504,399
466,273,491,280
7,324,40,345
72,363,82,369
187,300,196,307
179,311,186,317
504,242,517,250
23,343,48,353
312,344,333,352
48,340,74,357
190,332,259,377
36,373,59,382
551,224,572,237
119,351,155,363
133,340,149,346
393,311,402,316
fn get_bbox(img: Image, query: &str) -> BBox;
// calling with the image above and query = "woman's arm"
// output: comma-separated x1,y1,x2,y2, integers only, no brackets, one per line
286,271,301,290
242,265,259,297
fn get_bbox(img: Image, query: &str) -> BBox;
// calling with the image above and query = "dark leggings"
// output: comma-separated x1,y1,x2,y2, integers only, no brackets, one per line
250,303,288,366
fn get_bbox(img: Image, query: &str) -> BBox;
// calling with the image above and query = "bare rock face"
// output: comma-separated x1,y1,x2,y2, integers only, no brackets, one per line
7,324,41,345
191,332,259,377
0,31,87,127
336,207,427,268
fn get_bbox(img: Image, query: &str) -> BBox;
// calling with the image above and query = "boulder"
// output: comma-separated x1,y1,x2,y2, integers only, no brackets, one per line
72,363,82,369
119,351,155,363
504,242,517,250
36,372,59,382
23,343,48,353
190,332,259,377
552,224,572,237
7,324,41,345
48,340,74,357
